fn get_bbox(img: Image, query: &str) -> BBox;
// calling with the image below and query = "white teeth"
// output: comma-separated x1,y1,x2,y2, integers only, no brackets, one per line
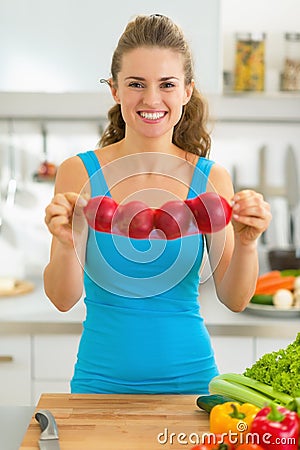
140,112,165,120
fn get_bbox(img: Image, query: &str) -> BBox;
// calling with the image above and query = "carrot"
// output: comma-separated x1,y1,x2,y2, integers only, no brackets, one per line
255,275,295,295
256,271,287,289
255,271,281,291
256,270,281,281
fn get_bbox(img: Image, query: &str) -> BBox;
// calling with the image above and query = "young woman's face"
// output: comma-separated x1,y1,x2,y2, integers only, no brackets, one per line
111,47,193,140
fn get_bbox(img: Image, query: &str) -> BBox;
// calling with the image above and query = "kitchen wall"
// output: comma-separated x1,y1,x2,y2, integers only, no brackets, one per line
221,0,300,79
0,1,300,278
0,0,221,94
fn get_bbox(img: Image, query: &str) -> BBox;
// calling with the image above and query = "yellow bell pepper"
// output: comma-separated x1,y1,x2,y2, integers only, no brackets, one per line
210,402,260,435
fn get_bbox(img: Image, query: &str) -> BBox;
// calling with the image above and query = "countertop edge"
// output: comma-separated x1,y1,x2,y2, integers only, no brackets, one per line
0,320,298,338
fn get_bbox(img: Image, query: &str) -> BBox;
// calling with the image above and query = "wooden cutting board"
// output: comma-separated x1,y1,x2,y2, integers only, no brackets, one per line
0,280,34,297
20,393,210,449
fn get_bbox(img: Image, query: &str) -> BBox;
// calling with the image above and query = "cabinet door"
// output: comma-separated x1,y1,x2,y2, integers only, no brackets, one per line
33,334,80,380
211,336,255,374
32,381,71,405
33,334,80,404
0,335,31,405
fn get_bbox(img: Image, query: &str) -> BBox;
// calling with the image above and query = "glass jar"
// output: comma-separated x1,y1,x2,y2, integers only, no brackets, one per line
234,32,266,91
281,32,300,91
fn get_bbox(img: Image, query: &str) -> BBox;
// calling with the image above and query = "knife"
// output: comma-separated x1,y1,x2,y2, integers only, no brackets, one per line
35,409,61,450
285,146,300,248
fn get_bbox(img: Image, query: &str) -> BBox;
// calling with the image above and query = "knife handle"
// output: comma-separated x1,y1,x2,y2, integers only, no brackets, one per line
35,409,59,439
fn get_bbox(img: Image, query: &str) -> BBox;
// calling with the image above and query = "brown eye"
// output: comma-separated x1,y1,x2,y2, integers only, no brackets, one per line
161,82,175,89
128,82,144,88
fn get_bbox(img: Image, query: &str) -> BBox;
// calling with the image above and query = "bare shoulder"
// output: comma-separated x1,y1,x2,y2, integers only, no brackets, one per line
54,155,90,194
208,162,234,201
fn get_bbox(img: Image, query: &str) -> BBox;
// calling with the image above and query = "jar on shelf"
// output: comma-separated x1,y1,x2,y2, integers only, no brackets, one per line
234,32,266,92
281,32,300,91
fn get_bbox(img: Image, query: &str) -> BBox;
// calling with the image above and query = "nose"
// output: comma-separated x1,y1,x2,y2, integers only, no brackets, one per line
142,85,161,107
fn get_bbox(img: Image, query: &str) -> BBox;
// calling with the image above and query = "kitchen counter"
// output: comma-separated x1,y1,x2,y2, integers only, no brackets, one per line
20,393,208,449
0,275,299,338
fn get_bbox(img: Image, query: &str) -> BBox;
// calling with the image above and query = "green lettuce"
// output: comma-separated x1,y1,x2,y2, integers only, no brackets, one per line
244,332,300,397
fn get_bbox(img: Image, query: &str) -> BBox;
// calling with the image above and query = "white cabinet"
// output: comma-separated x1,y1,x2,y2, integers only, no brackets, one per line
0,333,296,405
32,334,81,405
211,336,297,375
255,337,294,360
211,336,255,374
0,335,31,405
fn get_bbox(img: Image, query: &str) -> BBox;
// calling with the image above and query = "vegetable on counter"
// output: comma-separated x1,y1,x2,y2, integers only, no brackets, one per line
272,288,294,309
281,270,300,277
190,434,235,450
244,332,300,398
250,403,299,450
196,394,238,413
254,271,296,296
209,373,293,409
249,294,273,305
209,402,260,435
235,445,265,450
250,270,299,307
286,397,300,416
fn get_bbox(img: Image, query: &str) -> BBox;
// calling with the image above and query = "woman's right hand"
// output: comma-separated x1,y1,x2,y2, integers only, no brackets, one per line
44,192,88,246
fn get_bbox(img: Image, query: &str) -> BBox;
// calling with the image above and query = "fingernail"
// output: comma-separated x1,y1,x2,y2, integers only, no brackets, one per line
77,197,88,207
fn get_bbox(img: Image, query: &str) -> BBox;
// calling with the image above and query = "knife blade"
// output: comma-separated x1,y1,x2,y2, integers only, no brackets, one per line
35,409,61,450
285,146,300,246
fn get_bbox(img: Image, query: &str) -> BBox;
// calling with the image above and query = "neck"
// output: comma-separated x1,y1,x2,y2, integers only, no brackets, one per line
121,128,175,155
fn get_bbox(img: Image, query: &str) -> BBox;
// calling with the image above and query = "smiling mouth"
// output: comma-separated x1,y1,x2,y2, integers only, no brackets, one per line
139,111,166,120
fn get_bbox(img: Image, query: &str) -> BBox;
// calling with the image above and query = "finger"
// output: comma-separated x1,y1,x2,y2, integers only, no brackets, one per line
233,194,270,216
233,208,272,232
64,192,88,208
233,189,263,200
233,203,269,220
45,203,72,225
73,196,89,218
233,214,267,232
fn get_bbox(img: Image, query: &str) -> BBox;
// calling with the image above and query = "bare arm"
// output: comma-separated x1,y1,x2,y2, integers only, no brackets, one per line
206,164,272,312
43,156,90,311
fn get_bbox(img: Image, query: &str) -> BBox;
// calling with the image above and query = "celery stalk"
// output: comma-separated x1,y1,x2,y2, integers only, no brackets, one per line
216,373,293,405
209,378,273,408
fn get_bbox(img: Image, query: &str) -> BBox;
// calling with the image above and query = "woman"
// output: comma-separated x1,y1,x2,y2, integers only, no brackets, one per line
44,15,271,394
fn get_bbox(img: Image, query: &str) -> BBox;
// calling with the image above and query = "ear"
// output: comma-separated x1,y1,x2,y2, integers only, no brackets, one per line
183,79,194,105
109,78,121,104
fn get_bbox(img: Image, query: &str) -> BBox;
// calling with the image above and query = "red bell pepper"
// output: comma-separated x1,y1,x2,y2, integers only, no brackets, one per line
235,445,265,450
190,433,235,450
250,403,299,450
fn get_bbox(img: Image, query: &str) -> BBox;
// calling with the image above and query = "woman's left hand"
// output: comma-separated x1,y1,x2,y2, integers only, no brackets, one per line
231,189,272,245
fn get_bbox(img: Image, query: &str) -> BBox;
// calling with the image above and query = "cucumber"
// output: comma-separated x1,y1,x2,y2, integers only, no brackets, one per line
196,394,237,413
250,294,273,305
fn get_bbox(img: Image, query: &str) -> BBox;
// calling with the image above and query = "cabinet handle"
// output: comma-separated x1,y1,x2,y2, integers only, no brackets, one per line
0,355,14,362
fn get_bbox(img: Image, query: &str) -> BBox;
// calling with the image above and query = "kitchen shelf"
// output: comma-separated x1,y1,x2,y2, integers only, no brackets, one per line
1,91,300,124
0,91,111,122
209,91,300,123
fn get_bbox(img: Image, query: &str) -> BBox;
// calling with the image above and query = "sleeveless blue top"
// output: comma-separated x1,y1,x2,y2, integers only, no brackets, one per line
70,151,219,394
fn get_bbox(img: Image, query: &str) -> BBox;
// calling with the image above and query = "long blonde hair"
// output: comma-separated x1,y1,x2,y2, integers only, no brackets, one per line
99,14,211,157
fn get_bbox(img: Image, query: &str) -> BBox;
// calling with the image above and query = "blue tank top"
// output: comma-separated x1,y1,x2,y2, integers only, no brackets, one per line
70,151,219,394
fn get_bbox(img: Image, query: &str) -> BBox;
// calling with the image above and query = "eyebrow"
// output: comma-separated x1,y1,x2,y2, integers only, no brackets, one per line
124,76,180,81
